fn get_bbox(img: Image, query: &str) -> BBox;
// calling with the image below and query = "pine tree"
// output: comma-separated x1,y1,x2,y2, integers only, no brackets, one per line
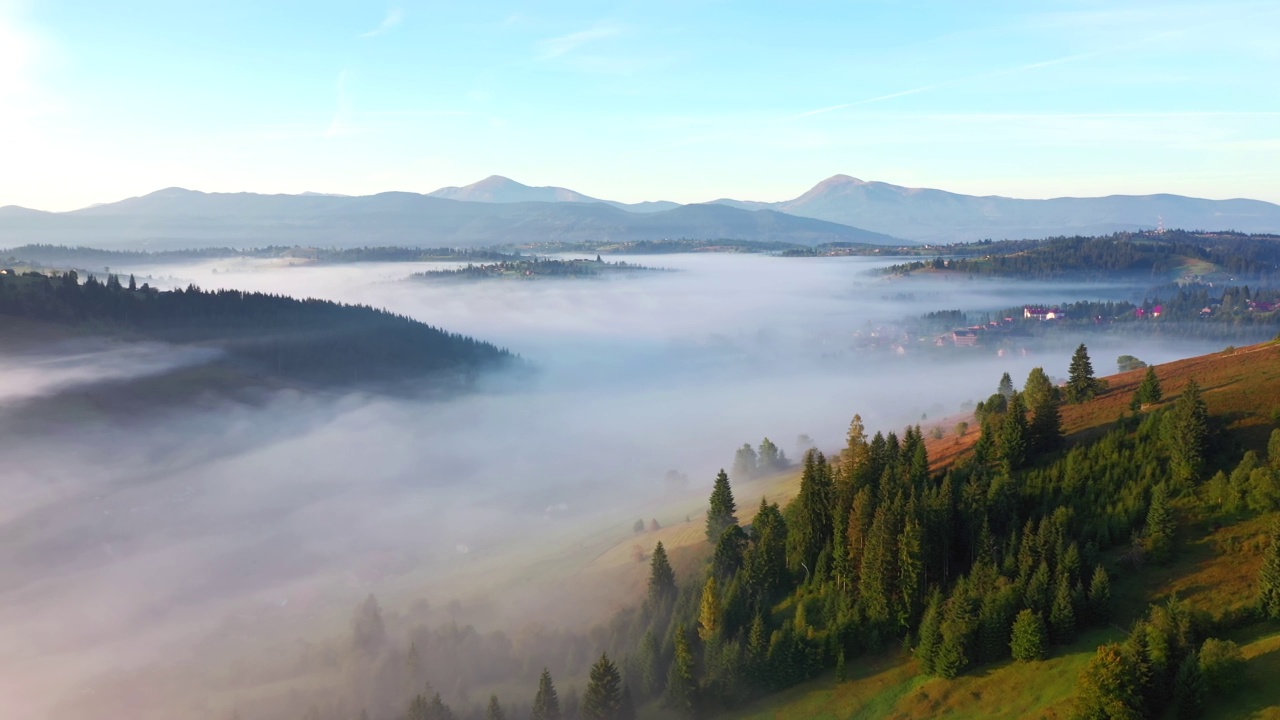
1144,486,1176,563
999,392,1029,473
698,575,722,643
1027,371,1063,454
897,516,925,630
1166,380,1210,483
916,591,944,675
787,449,834,577
581,654,623,720
1009,609,1047,662
487,695,506,720
1260,521,1280,619
859,504,897,625
732,444,758,480
746,613,769,683
351,594,386,656
1067,344,1098,404
706,470,738,542
1137,366,1163,405
1172,651,1205,720
127,273,137,291
532,668,562,720
666,626,699,718
1049,574,1077,644
711,524,748,579
1088,565,1112,623
648,542,677,606
998,372,1014,399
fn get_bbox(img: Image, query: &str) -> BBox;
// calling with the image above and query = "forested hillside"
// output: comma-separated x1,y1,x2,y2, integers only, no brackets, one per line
121,340,1280,720
883,231,1280,282
0,271,513,388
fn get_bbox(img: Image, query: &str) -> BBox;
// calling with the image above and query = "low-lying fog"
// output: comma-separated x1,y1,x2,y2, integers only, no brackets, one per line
0,253,1235,719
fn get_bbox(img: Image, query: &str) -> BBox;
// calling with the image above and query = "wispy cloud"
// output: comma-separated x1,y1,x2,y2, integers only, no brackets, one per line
359,7,402,38
536,24,620,61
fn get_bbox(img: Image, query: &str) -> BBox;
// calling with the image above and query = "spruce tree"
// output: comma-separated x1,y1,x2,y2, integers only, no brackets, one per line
711,525,748,579
1172,651,1205,720
487,695,506,720
706,470,738,542
581,654,623,720
1028,381,1063,454
1260,521,1280,619
1067,343,1098,403
532,668,562,720
666,626,699,718
1089,565,1112,623
698,575,722,643
1049,574,1077,644
1167,380,1210,483
998,371,1014,399
897,516,925,630
648,542,677,606
1144,486,1176,563
1009,609,1047,662
999,393,1029,473
1137,366,1163,405
746,613,769,683
916,591,944,675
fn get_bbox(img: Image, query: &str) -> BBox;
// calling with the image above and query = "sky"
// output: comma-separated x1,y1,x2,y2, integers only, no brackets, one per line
2,0,1279,211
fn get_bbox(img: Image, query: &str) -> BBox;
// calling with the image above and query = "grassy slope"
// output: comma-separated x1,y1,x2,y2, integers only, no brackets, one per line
718,339,1280,720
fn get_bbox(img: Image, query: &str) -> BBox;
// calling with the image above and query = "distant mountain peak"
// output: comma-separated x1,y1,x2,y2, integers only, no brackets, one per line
816,174,866,186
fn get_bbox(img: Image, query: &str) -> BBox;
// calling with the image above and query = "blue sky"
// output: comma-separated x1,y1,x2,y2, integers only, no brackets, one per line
2,0,1279,210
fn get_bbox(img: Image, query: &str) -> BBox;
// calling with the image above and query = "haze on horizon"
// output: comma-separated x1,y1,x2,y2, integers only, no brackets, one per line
3,0,1280,211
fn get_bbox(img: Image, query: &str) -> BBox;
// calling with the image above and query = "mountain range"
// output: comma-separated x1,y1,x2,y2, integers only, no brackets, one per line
3,175,1279,250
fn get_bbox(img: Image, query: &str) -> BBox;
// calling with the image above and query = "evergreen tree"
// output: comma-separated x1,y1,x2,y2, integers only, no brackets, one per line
1166,380,1210,483
999,393,1029,473
666,627,699,718
648,542,677,606
1028,376,1063,454
1260,521,1280,619
758,437,783,472
998,372,1015,399
787,449,834,577
706,469,739,542
711,525,748,579
859,504,897,625
351,594,387,657
732,444,758,480
1137,366,1163,405
1010,609,1047,662
746,613,769,683
487,695,506,720
1172,651,1205,720
698,575,722,643
1088,566,1112,623
127,273,137,291
581,654,623,720
532,668,562,720
1144,486,1176,563
1049,574,1077,644
897,516,925,630
1067,343,1098,404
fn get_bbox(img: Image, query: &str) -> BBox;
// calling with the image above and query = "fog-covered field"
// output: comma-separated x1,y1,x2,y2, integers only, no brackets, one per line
0,253,1233,719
